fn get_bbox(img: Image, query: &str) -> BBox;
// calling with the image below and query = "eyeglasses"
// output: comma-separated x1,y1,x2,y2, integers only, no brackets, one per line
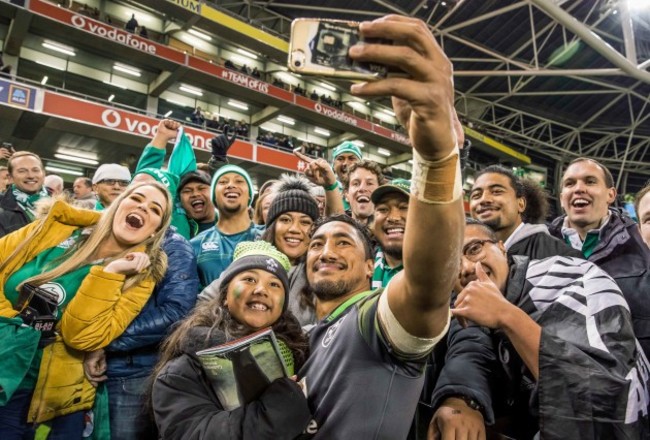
98,179,129,187
462,239,497,262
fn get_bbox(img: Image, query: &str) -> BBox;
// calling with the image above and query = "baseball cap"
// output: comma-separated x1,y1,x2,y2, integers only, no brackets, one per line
371,178,411,204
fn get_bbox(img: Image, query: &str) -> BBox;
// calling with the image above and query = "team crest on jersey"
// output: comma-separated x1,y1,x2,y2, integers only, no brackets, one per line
57,237,76,249
40,282,66,306
202,242,219,251
321,314,347,348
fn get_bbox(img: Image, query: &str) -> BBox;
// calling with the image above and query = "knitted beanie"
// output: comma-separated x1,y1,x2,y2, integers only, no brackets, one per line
211,164,253,207
220,241,292,312
136,168,179,197
332,141,362,163
265,174,319,227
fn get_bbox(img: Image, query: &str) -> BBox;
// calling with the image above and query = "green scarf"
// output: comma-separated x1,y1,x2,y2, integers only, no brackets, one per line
12,184,49,221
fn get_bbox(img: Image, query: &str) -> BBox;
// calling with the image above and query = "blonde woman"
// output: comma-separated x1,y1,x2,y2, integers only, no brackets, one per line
0,182,172,439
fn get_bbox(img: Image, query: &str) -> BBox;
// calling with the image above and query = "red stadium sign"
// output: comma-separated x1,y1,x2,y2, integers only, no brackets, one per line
29,0,185,63
29,0,408,147
39,92,306,171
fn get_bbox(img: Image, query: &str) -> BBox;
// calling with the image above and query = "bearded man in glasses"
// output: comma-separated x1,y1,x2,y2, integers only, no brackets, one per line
427,217,649,440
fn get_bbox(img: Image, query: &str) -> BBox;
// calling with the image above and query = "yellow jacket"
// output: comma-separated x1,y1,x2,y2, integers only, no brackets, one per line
0,201,157,423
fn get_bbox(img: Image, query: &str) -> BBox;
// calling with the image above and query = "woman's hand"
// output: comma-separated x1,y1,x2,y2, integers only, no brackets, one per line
83,349,107,387
103,252,151,276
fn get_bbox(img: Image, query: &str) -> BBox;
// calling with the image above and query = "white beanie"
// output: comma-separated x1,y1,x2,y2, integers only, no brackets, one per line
92,164,132,184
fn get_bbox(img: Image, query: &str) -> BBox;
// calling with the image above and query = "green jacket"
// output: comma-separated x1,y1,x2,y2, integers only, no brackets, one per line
135,138,198,239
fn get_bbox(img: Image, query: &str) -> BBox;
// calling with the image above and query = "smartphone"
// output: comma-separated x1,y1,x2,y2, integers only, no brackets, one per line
288,18,400,80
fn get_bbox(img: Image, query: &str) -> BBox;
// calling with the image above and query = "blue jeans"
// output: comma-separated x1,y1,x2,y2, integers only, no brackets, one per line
106,376,157,440
0,388,84,440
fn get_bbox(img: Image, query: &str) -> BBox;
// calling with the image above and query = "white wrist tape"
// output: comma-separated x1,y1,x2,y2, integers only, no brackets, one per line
378,285,451,356
410,146,462,204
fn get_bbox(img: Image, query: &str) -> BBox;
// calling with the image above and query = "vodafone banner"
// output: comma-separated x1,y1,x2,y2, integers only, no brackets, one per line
29,0,185,64
29,0,408,146
40,91,306,172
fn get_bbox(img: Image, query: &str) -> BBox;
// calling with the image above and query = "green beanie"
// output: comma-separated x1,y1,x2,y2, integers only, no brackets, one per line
332,141,363,164
211,164,254,207
137,168,179,197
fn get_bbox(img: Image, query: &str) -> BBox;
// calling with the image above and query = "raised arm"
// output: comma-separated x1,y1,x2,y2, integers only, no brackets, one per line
349,16,463,339
294,149,344,216
135,119,182,173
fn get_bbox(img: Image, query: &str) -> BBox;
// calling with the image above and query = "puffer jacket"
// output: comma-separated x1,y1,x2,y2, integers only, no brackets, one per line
0,201,159,422
152,327,311,440
106,228,200,378
549,209,650,357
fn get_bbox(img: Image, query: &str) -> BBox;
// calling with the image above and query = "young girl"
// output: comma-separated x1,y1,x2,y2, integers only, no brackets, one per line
152,241,311,440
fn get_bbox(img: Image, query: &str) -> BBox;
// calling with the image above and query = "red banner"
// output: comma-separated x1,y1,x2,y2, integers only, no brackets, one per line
372,124,410,145
257,145,306,172
30,0,408,146
188,58,294,102
41,92,252,159
30,0,185,63
40,91,308,171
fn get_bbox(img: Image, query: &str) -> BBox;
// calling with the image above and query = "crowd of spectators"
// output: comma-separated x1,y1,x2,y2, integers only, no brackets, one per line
6,10,650,440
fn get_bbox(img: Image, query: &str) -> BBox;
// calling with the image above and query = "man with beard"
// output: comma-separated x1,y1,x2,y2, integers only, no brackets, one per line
331,141,362,210
344,160,384,226
190,165,264,287
370,178,410,288
296,15,464,439
178,171,216,236
469,165,581,261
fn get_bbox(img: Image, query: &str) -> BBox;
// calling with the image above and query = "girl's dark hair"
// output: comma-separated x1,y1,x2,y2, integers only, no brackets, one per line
149,281,309,407
261,219,277,246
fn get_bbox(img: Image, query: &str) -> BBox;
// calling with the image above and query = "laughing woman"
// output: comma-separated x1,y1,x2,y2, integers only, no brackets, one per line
0,182,172,439
260,175,320,326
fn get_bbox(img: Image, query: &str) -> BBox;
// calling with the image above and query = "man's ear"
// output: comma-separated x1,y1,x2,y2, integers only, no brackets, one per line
607,187,617,206
365,258,374,280
517,196,526,215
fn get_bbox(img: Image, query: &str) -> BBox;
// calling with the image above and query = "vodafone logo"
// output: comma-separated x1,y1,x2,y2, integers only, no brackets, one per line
71,15,156,54
314,103,358,127
99,109,211,151
101,109,121,128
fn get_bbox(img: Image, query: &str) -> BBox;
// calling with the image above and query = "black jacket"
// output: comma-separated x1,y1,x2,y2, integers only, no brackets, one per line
0,189,30,239
549,210,650,357
506,223,583,262
152,327,311,440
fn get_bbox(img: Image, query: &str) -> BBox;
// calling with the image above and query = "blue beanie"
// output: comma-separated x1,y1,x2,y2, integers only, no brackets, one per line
211,165,254,207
